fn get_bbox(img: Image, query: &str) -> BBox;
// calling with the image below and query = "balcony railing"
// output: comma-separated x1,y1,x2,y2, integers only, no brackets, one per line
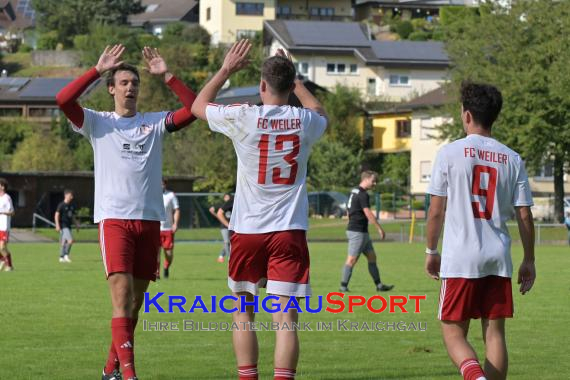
276,13,353,22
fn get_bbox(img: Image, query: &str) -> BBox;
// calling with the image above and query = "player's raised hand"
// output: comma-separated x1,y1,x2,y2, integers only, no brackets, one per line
425,253,441,280
517,260,536,295
275,48,293,62
222,39,251,75
142,46,168,76
95,44,125,74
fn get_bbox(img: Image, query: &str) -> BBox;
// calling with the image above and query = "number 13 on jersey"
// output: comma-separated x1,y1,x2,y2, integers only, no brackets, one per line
258,134,300,185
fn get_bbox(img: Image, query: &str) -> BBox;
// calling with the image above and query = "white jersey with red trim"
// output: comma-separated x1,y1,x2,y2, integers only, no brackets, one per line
428,134,533,279
206,103,327,234
73,109,168,223
0,193,13,231
161,190,179,231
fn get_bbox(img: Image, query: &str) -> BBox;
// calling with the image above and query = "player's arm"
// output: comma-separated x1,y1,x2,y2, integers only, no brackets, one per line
275,49,327,119
425,195,446,280
515,206,535,295
172,208,180,233
142,47,197,132
191,39,252,121
56,45,125,128
216,207,230,228
54,211,61,231
363,207,385,240
208,206,217,217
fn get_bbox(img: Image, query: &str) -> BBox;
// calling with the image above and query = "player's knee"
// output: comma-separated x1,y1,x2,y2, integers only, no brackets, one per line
366,252,377,262
346,256,357,266
68,239,74,245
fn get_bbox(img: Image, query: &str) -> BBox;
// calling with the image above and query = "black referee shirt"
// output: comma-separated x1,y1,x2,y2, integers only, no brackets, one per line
347,186,370,233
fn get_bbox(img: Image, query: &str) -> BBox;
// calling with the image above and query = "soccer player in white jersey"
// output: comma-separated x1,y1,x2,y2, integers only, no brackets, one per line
56,45,197,380
425,82,536,380
192,40,327,380
159,179,180,279
0,178,14,272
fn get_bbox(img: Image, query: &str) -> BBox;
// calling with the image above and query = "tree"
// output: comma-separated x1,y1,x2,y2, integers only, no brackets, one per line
32,0,144,48
308,136,363,191
319,85,365,153
10,132,77,171
381,152,410,189
0,119,39,170
162,122,237,192
441,0,570,222
74,23,154,67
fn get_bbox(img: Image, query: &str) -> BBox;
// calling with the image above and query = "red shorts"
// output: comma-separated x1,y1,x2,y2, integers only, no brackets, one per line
160,230,175,250
0,230,9,242
229,230,311,297
98,219,160,281
438,276,513,321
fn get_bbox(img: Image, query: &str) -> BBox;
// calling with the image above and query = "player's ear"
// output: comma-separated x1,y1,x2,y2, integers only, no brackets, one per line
290,82,296,93
260,80,267,93
108,85,115,97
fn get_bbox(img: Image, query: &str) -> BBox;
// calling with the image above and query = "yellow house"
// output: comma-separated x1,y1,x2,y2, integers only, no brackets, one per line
200,0,353,44
366,110,412,153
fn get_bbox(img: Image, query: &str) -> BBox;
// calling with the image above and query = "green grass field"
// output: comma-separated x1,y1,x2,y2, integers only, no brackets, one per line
33,217,570,244
1,241,569,379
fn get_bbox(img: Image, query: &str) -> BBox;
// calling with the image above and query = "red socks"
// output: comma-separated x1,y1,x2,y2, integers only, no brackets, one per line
164,259,171,270
6,253,12,268
111,317,136,379
238,364,258,379
105,319,138,375
460,358,486,380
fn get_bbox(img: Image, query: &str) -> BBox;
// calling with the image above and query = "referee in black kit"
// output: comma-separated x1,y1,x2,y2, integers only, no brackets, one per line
339,170,394,292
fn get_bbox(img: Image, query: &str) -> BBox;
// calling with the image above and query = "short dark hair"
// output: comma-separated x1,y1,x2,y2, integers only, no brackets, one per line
106,63,140,87
0,178,8,191
261,56,296,94
64,189,74,195
460,81,503,129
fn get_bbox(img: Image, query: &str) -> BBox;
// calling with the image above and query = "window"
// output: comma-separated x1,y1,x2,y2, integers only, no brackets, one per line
396,119,411,138
326,63,349,74
389,74,410,86
28,107,59,117
420,161,432,182
296,62,309,75
206,7,211,20
0,108,23,117
277,5,291,16
236,29,257,40
367,78,376,96
236,2,264,15
349,64,358,74
310,7,334,16
534,162,554,180
145,4,159,13
420,118,434,140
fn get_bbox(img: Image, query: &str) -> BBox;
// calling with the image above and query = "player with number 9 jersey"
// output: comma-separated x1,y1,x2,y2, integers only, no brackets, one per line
429,133,533,279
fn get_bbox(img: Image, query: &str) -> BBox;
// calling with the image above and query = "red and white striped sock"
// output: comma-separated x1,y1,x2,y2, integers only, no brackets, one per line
238,364,258,379
460,358,486,380
274,367,296,380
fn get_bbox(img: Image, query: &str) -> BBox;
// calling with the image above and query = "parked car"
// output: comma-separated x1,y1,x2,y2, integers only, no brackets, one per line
308,191,348,218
